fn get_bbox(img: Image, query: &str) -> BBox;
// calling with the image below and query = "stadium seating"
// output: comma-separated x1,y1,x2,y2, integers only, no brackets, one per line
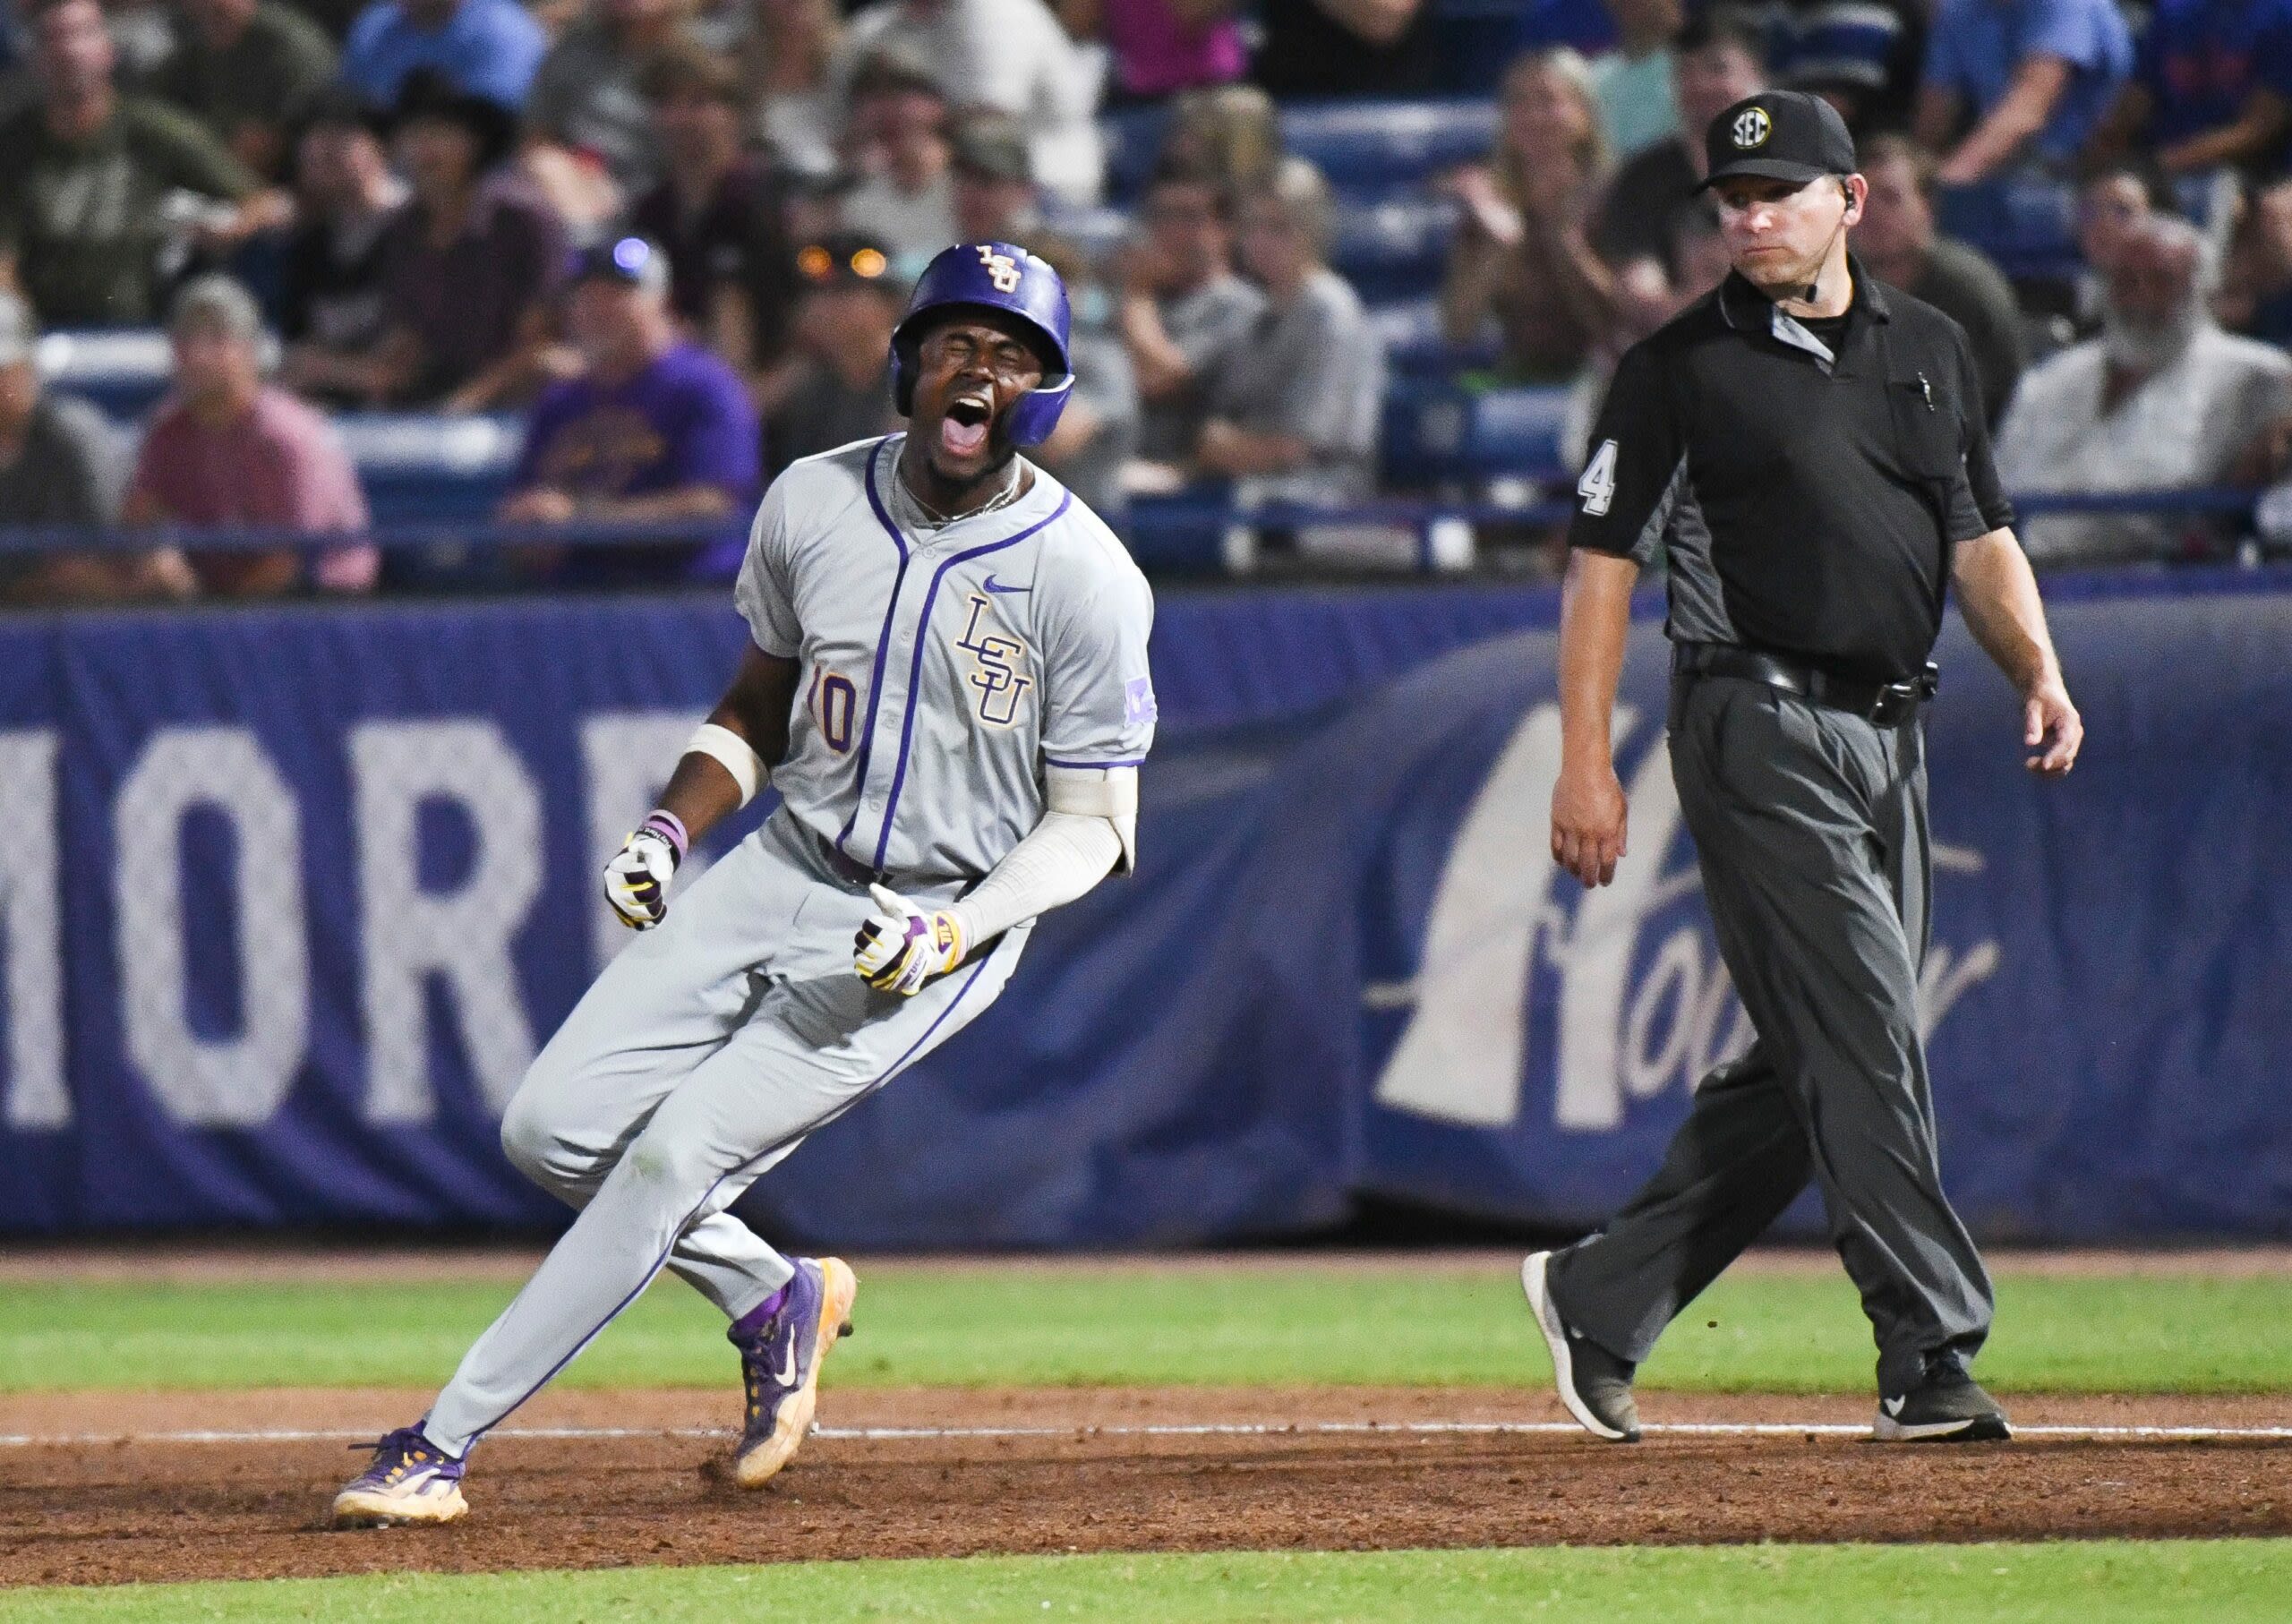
1936,174,2229,286
37,329,171,420
1332,197,1458,304
1382,380,1573,489
1099,98,1496,205
23,97,2188,552
1281,101,1498,193
1125,490,1236,574
1366,298,1500,375
1060,188,1457,306
1039,203,1130,261
1432,0,1532,93
1935,179,2081,283
335,414,523,526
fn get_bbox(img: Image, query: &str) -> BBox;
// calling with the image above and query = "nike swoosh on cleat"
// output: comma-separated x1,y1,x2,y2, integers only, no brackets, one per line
773,1343,799,1387
1883,1395,1906,1416
980,575,1030,594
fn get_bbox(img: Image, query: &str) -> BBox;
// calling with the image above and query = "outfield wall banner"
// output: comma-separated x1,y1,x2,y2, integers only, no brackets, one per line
0,574,2285,1241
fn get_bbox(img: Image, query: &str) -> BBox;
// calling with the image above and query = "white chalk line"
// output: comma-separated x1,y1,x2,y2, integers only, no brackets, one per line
2,1419,2288,1449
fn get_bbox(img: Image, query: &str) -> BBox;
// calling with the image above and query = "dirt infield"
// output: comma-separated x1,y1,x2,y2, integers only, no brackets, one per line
4,1387,2289,1588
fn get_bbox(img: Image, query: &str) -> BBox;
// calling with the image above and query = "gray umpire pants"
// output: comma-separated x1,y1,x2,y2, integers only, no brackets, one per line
1547,673,1992,1398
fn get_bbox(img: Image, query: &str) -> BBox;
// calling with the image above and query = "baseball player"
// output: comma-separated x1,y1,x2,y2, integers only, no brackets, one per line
334,243,1157,1526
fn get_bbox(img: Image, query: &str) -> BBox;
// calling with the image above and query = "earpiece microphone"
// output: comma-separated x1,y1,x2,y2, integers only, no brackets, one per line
1796,209,1850,307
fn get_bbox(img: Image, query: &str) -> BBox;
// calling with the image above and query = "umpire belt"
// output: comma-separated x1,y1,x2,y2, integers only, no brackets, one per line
1672,642,1938,727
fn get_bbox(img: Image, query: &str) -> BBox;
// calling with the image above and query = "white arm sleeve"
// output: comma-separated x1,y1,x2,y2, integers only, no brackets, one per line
947,811,1125,948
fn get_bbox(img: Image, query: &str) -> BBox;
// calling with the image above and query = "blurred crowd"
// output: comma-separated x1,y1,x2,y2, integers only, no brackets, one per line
0,0,2289,602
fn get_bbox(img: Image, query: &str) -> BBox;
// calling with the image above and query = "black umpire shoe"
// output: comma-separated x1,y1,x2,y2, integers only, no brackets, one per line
1874,1355,2012,1442
1521,1252,1641,1441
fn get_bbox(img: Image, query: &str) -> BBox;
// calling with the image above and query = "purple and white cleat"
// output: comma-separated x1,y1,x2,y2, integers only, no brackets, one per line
731,1256,858,1488
332,1425,468,1526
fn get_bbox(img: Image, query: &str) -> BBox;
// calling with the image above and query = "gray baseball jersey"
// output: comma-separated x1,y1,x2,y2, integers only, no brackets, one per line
737,433,1158,885
417,435,1155,1456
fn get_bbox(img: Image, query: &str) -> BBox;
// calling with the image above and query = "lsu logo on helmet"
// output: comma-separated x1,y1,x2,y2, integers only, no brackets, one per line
977,244,1023,293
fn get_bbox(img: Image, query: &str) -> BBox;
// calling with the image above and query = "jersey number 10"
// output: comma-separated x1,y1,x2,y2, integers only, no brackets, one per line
813,671,857,753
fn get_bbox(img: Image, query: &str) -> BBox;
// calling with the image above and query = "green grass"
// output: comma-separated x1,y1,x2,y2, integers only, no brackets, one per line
4,1543,2289,1622
1,1259,2287,1395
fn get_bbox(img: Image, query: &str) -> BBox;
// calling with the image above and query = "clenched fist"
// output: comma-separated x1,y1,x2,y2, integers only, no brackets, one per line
852,884,966,996
604,813,686,930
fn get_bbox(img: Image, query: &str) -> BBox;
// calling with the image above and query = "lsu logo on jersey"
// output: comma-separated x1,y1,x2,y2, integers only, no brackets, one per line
977,244,1022,293
955,594,1033,727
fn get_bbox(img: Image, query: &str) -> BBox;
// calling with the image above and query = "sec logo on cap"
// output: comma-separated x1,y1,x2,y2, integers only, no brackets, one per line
1732,107,1771,149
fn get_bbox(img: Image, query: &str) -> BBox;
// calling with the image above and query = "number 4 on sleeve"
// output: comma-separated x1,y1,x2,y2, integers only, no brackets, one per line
1578,439,1619,517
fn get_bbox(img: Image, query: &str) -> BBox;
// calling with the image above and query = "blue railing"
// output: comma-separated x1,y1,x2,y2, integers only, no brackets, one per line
0,516,731,557
0,486,2271,585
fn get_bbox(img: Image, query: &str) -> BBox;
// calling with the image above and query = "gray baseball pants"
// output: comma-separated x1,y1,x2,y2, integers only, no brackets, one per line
421,812,1027,1457
1547,674,1992,1399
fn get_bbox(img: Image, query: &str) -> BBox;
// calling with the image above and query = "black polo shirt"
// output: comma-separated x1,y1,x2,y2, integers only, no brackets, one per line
1569,256,2014,684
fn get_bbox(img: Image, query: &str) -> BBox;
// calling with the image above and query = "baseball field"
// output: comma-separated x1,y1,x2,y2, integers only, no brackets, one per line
3,1246,2288,1620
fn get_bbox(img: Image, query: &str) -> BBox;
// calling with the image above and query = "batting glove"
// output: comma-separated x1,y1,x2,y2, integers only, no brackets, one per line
604,812,687,930
853,883,967,996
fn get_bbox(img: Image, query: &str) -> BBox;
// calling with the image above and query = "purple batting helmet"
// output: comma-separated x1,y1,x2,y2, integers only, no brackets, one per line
889,242,1073,446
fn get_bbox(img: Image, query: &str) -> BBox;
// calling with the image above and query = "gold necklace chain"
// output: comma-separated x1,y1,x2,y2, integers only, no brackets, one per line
897,457,1023,529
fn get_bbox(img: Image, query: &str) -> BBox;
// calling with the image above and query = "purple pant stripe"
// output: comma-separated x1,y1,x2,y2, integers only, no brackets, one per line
834,438,910,856
460,953,998,1448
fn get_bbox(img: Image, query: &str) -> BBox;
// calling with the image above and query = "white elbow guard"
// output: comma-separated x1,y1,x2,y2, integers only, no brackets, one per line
686,722,768,808
1047,763,1139,874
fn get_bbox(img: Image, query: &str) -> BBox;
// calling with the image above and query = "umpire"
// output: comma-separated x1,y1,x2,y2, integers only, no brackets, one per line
1522,91,2082,1445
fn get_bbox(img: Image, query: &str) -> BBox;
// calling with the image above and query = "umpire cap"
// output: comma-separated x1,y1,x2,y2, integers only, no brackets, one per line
1696,90,1857,192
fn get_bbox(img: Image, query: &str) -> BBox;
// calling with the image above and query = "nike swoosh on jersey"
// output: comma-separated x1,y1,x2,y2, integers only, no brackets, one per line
980,575,1031,594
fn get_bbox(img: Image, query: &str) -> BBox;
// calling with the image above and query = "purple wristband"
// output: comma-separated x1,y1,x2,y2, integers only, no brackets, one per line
640,809,689,863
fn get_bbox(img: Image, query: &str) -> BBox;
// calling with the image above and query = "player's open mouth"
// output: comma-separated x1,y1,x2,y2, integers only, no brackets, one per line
942,395,992,457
